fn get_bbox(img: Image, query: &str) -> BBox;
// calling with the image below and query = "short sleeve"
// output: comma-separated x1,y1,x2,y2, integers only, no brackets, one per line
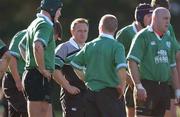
9,30,26,58
114,43,127,70
55,44,68,68
34,23,53,47
127,33,145,64
71,45,86,71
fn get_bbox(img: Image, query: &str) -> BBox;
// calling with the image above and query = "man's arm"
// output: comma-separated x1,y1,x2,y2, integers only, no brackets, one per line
171,67,180,105
176,52,180,84
128,60,147,101
9,56,23,91
33,41,51,79
126,71,134,88
74,69,85,81
116,68,127,97
53,69,80,95
0,51,11,78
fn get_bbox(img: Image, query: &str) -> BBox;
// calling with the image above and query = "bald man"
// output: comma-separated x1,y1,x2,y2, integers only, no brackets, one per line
151,1,180,117
127,7,180,117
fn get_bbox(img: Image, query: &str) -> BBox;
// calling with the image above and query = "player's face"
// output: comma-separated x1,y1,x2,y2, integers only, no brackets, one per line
157,11,170,33
143,13,152,26
71,23,89,44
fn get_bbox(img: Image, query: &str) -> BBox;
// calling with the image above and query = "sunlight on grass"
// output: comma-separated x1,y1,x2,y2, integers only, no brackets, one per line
177,107,180,117
55,110,62,117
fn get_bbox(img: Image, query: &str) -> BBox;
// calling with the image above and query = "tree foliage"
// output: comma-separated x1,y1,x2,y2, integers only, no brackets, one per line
0,0,180,43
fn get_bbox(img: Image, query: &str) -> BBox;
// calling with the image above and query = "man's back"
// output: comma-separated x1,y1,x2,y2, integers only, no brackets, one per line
116,23,137,56
25,14,55,71
72,34,126,91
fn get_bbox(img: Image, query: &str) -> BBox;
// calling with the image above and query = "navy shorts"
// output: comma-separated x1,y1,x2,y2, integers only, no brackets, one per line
22,68,52,103
84,88,126,117
136,79,170,117
61,89,86,117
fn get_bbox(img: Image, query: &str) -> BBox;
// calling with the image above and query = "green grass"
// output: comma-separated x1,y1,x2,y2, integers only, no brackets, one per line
54,110,62,117
177,107,180,117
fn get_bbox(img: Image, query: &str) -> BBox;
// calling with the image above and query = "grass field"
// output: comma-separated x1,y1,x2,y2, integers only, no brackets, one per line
54,110,62,117
177,107,180,117
54,107,180,117
0,105,179,117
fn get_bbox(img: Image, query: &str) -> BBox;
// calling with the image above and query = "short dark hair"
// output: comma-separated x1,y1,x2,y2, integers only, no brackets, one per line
99,14,118,33
54,21,63,39
70,18,89,30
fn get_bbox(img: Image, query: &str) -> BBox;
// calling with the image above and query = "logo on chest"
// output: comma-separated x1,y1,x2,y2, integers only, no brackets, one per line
150,41,156,45
154,50,168,64
166,41,171,48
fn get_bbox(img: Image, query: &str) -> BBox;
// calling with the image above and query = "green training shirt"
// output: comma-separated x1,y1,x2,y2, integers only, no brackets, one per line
168,24,180,53
25,13,55,71
71,33,127,91
9,30,26,76
116,22,137,56
127,26,176,82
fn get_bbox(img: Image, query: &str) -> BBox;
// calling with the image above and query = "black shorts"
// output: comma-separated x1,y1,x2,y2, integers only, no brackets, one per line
125,85,135,108
169,85,175,99
136,79,170,117
2,73,27,112
22,68,52,103
84,88,126,117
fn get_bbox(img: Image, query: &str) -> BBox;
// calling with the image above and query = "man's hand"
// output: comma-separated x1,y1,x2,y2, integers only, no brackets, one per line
175,89,180,106
15,79,23,92
38,68,51,81
65,85,80,95
134,83,147,101
117,83,126,98
126,72,134,89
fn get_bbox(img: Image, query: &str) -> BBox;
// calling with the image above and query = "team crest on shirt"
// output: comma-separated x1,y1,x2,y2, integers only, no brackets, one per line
151,41,156,45
166,30,170,36
166,41,171,48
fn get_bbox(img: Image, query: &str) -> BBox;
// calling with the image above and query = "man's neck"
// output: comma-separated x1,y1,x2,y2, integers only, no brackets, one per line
40,10,52,22
73,39,85,49
78,43,85,49
135,21,143,32
153,25,164,38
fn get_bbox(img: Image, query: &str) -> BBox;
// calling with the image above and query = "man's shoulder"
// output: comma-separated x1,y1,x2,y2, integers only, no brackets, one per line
137,27,150,36
92,36,118,46
32,17,53,30
12,30,26,41
117,24,133,34
56,41,69,51
116,24,134,39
